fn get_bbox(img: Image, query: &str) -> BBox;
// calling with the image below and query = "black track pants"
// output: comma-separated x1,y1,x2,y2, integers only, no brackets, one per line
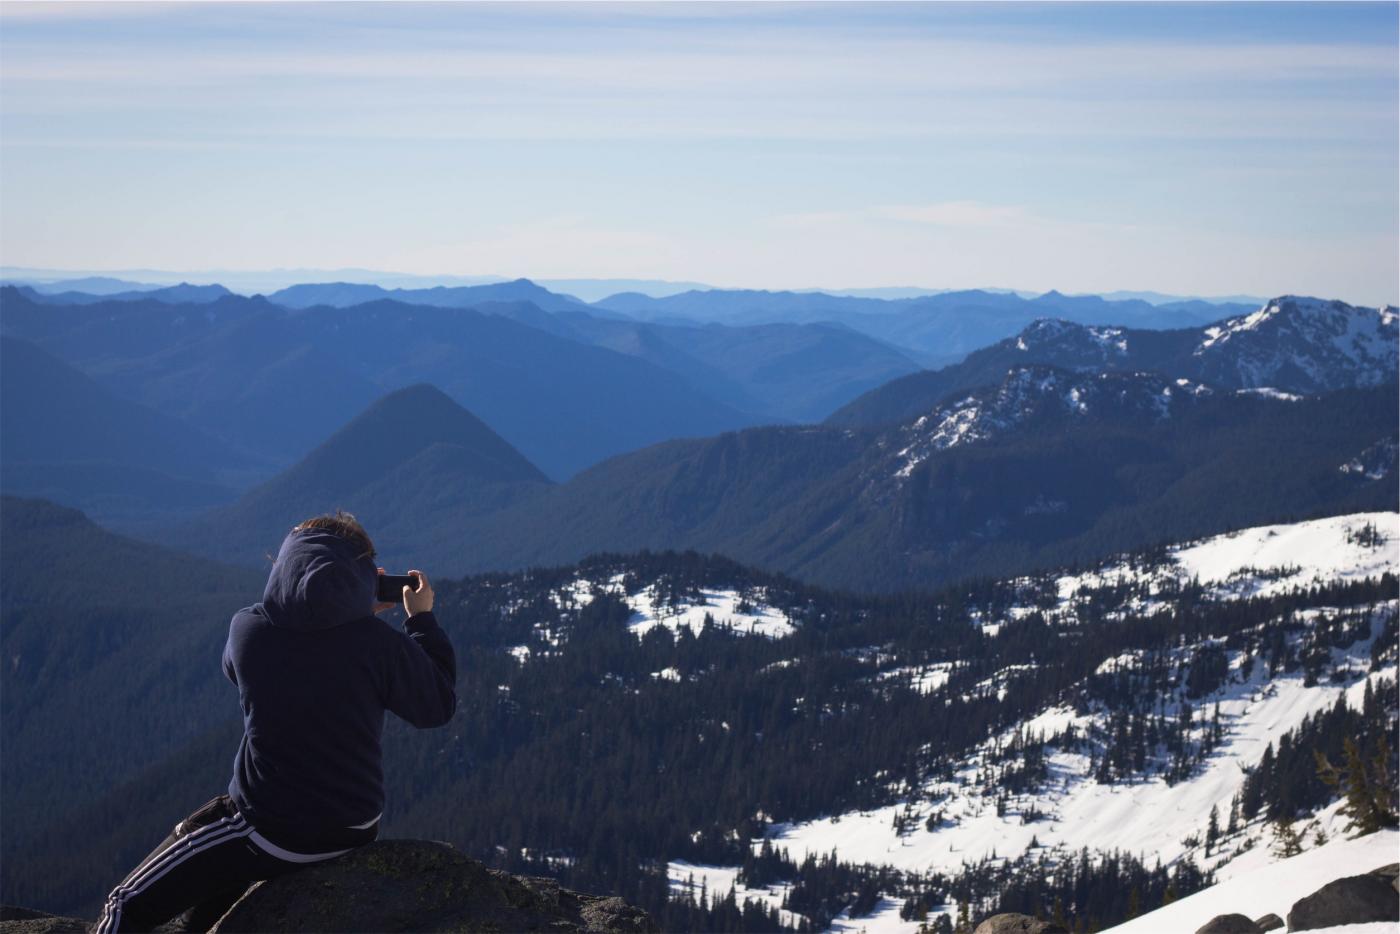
92,795,357,933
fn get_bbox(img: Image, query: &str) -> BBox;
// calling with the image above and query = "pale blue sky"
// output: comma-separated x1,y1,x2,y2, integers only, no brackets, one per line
1,2,1395,303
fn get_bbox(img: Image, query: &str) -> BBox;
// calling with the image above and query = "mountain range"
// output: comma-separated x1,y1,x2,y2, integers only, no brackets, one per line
443,370,1395,591
146,356,1397,592
0,286,764,480
828,295,1399,428
9,282,1392,591
2,265,1397,934
591,287,1260,363
266,277,598,314
10,281,234,305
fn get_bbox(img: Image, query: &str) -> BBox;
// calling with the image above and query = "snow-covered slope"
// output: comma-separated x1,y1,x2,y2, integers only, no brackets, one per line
670,513,1399,933
1104,828,1399,933
763,600,1392,870
1045,511,1399,614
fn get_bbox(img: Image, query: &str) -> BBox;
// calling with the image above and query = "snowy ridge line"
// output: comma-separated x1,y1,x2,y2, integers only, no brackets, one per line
1008,512,1398,624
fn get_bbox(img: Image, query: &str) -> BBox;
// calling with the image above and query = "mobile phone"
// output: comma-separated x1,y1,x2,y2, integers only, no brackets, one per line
377,573,419,603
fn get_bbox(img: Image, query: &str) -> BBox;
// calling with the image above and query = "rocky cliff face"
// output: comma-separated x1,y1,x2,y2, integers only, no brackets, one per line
0,840,656,934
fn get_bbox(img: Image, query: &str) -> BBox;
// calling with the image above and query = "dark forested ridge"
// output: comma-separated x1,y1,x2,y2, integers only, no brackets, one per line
392,377,1396,591
0,496,262,911
4,499,1395,931
0,336,260,521
162,383,553,569
139,369,1399,592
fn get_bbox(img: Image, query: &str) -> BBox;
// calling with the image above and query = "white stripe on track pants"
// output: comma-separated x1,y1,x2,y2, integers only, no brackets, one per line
92,795,353,933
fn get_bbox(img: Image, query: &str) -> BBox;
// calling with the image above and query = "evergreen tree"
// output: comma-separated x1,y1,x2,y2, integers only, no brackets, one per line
1316,735,1399,837
1271,819,1303,859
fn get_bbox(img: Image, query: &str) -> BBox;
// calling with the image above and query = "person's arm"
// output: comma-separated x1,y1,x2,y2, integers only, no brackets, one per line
382,571,457,728
222,627,238,687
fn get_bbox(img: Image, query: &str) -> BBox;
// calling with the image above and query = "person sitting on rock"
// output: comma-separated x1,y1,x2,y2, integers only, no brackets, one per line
94,512,457,933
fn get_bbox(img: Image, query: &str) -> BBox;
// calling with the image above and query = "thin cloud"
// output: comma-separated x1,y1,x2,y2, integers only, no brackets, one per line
873,202,1033,228
777,203,1137,234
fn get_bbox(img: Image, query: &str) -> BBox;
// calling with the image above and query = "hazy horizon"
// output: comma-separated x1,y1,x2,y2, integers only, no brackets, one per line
1,2,1396,306
1,261,1290,306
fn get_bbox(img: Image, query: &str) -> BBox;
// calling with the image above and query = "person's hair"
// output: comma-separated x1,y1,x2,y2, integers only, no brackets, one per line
293,510,376,560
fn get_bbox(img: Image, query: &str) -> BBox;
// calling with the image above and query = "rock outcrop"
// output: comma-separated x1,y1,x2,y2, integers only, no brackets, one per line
1194,914,1260,933
1285,867,1399,931
1252,913,1283,932
972,914,1068,934
1,841,656,934
0,906,87,934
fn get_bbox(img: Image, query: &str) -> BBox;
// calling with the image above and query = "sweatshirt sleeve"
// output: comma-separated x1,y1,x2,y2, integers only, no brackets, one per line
382,611,457,728
222,626,238,686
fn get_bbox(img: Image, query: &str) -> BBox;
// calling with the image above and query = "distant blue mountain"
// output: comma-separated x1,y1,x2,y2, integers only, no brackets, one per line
229,279,924,423
20,276,161,295
1093,289,1271,306
0,286,761,481
533,277,716,302
268,277,591,313
592,287,1254,364
473,301,923,424
24,282,233,305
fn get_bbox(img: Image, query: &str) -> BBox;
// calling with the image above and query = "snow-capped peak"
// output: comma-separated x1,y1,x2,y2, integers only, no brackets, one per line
1194,295,1398,392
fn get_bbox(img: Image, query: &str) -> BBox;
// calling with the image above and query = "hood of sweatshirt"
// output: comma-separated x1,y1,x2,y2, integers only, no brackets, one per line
259,527,376,631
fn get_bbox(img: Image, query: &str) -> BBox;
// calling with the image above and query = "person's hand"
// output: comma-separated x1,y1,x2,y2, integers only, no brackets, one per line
373,568,397,614
403,569,434,616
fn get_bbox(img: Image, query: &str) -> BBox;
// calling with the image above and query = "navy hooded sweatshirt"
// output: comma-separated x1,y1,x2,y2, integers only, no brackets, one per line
223,528,456,847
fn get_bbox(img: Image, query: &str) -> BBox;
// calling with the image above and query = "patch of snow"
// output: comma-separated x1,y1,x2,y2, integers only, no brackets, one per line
1087,326,1128,354
1200,302,1282,349
877,663,954,694
1235,387,1303,401
667,861,802,928
828,897,918,933
651,667,681,682
624,586,796,640
1340,438,1398,481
